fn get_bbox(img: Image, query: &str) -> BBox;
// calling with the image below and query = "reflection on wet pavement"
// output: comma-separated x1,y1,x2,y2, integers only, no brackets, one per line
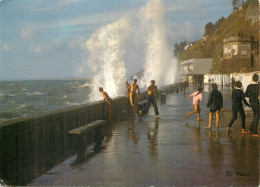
6,85,260,186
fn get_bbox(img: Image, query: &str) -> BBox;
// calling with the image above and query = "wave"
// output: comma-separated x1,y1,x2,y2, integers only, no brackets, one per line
15,104,34,110
78,82,91,88
27,92,45,96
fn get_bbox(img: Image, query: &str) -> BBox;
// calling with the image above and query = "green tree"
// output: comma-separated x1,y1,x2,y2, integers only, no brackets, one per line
204,22,214,36
213,17,225,31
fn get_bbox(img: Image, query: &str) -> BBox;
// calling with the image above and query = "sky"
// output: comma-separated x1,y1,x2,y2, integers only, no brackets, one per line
0,0,232,80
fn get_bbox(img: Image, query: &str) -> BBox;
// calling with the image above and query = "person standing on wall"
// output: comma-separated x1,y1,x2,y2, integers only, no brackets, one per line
127,79,140,112
245,73,259,137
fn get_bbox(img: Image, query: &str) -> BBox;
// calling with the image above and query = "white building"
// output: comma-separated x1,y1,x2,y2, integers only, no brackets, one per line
180,58,212,84
184,42,193,50
204,71,260,91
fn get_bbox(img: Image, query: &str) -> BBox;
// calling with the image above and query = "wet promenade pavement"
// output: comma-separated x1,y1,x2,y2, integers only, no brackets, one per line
29,85,260,186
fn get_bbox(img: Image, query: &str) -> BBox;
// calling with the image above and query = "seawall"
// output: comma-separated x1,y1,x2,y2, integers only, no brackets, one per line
0,82,184,185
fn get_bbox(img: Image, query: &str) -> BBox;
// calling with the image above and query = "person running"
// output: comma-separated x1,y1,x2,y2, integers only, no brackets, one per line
205,83,223,129
245,73,259,137
143,80,160,119
127,79,140,112
185,87,202,121
99,87,112,120
227,81,250,133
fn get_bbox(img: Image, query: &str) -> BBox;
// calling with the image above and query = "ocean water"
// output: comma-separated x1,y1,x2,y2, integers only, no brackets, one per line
0,79,91,123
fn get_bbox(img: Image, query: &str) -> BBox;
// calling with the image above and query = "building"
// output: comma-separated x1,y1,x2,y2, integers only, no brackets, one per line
223,36,252,60
184,42,193,50
204,71,260,90
204,74,230,86
222,35,257,73
180,58,212,84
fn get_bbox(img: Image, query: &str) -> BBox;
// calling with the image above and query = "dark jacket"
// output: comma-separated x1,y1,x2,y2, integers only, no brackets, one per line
245,83,259,105
232,89,250,107
207,89,223,111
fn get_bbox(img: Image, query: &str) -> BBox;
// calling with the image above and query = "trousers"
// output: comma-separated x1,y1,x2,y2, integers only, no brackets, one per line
144,95,159,115
228,103,246,129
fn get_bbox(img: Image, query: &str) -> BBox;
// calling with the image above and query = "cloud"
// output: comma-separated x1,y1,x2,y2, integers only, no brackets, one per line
67,36,88,50
21,28,34,40
0,41,10,52
166,21,202,43
28,35,68,54
37,0,85,12
165,0,201,11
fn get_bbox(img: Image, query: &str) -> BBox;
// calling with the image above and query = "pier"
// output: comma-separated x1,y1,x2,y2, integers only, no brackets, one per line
0,83,259,186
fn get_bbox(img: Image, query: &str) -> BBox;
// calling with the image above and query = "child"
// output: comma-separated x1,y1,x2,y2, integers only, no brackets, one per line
99,87,112,120
185,87,202,121
205,83,223,129
227,81,250,133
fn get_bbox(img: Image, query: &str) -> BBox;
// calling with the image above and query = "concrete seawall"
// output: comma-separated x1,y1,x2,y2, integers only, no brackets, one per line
0,82,184,185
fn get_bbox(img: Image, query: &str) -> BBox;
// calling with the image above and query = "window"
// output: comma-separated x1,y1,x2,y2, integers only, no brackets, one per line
241,50,247,55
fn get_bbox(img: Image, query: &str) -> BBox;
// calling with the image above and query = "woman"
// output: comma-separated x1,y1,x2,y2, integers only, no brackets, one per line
185,87,202,121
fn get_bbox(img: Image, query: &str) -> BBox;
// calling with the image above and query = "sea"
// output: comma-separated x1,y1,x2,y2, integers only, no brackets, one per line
0,79,92,123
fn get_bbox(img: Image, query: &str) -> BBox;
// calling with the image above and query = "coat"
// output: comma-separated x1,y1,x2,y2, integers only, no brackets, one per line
207,89,223,112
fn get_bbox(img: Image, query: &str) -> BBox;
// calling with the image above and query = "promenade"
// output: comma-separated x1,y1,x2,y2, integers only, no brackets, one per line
29,85,260,186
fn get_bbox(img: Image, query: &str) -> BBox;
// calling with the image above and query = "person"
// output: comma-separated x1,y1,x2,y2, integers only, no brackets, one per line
143,80,160,119
127,79,140,112
227,81,250,133
245,73,259,136
183,81,187,92
99,87,112,120
230,77,235,90
204,83,223,129
185,87,202,121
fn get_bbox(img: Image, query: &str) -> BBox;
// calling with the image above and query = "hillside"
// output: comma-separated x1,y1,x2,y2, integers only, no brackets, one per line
178,5,259,74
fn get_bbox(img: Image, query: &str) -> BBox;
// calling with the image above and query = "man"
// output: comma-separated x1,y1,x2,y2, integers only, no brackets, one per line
127,79,140,112
99,87,112,120
144,80,160,119
227,81,250,134
245,73,259,136
204,83,223,129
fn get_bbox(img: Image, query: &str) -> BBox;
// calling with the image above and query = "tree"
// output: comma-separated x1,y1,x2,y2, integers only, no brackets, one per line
173,41,187,57
173,43,181,57
204,22,214,36
213,17,225,31
244,0,258,7
232,0,242,11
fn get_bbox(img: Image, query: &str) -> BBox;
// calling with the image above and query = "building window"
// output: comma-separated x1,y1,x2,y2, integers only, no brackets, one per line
241,50,247,55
